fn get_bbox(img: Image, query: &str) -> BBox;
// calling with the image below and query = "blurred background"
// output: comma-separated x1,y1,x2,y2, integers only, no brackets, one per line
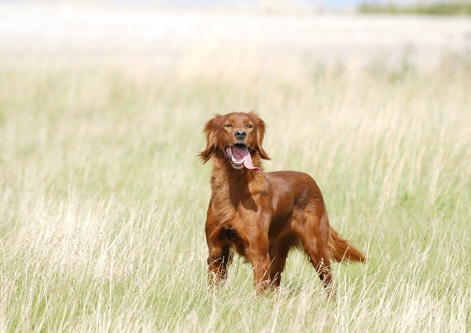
1,0,470,73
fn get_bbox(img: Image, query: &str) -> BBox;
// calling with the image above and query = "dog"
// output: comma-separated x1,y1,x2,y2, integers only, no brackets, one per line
199,111,366,295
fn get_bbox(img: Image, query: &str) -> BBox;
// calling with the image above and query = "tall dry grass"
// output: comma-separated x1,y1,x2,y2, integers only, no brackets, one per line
0,54,470,331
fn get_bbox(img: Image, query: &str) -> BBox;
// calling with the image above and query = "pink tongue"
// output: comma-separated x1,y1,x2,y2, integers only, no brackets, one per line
232,145,261,173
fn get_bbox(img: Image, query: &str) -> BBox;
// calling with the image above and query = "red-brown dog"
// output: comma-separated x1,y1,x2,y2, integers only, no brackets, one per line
199,111,366,295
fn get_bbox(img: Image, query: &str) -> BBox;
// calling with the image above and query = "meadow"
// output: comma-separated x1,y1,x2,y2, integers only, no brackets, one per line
1,47,470,331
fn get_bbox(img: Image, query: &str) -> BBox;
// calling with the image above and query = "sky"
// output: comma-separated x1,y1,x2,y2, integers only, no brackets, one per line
114,0,415,11
0,0,423,10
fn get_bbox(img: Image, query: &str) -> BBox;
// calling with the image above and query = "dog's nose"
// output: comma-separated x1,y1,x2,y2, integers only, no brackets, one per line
234,130,247,140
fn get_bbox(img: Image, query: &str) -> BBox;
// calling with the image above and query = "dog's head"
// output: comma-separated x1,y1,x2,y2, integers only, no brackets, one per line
199,112,270,172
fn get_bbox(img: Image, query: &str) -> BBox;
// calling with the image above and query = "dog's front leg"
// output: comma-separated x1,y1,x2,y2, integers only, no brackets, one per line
244,210,273,295
244,223,271,295
205,209,231,289
250,250,271,295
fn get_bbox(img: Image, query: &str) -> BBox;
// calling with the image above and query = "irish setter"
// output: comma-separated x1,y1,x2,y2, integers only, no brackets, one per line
199,111,366,296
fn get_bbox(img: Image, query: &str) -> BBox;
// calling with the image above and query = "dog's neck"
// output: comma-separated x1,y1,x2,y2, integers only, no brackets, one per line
210,152,267,206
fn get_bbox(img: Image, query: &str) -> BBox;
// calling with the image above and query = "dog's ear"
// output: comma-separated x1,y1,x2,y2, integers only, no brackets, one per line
199,114,221,163
250,111,270,160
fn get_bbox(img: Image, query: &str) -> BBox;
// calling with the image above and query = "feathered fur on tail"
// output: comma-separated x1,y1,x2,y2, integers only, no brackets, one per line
328,227,367,263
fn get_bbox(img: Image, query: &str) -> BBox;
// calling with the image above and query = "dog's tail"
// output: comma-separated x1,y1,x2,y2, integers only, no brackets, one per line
328,226,366,263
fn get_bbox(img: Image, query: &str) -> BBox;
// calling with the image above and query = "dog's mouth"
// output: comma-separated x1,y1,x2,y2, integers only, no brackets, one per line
225,144,261,173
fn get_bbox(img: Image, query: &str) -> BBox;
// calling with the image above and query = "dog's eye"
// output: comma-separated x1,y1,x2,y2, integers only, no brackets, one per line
247,124,253,129
225,123,232,128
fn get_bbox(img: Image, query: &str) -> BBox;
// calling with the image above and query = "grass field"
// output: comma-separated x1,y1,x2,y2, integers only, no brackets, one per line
1,27,471,332
359,2,471,16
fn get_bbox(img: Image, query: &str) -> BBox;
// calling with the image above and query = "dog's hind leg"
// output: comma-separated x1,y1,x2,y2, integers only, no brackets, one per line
296,212,335,297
